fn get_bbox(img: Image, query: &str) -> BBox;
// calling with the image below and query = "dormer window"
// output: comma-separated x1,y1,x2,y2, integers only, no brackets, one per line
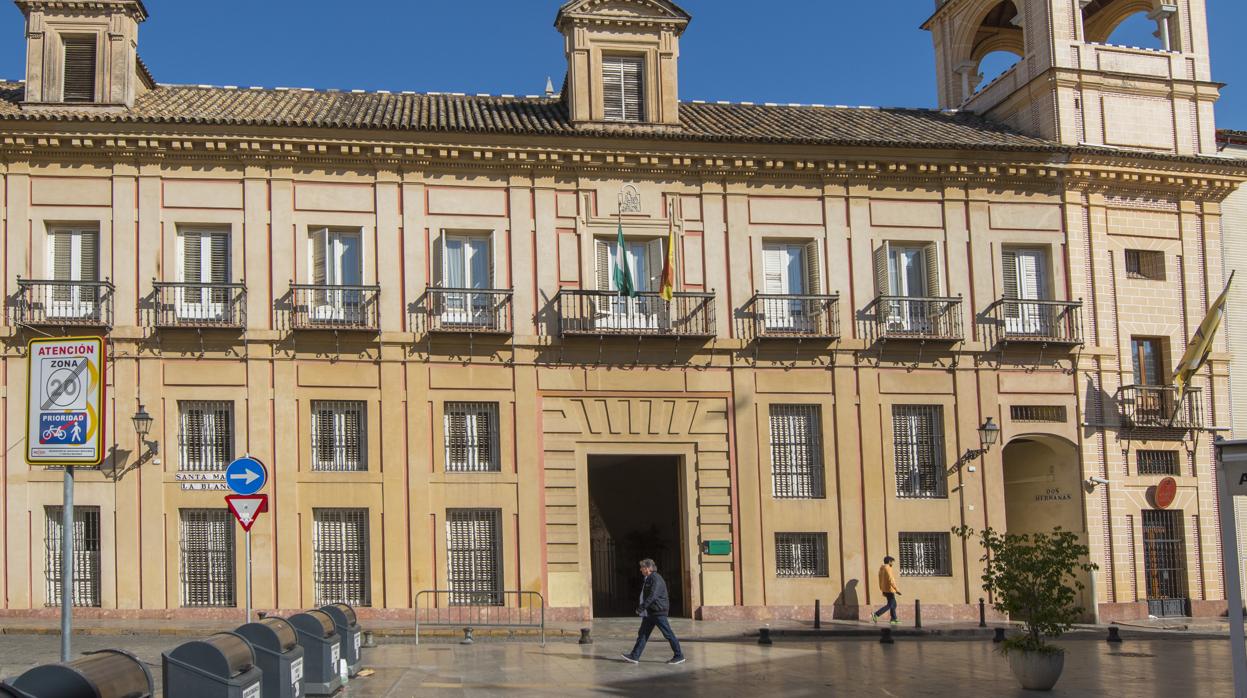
602,55,644,122
61,35,97,103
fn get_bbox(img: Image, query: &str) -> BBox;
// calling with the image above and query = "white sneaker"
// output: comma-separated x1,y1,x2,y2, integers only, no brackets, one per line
620,653,639,664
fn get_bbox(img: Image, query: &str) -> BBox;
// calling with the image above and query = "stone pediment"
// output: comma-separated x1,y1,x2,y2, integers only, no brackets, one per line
556,0,690,32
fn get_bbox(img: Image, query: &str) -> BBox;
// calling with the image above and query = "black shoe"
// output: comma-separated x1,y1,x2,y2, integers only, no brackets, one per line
620,653,639,664
666,657,686,665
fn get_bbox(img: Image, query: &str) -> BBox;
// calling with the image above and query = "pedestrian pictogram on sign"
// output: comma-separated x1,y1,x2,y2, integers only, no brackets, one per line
226,494,268,532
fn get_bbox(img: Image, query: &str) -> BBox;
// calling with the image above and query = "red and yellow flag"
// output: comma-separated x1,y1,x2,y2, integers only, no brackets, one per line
659,207,677,301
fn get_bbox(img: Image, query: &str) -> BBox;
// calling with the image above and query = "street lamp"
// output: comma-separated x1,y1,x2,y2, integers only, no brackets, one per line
978,417,1000,452
132,404,157,455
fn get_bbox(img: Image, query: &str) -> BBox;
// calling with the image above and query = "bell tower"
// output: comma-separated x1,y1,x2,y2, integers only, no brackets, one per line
16,0,148,108
924,0,1219,155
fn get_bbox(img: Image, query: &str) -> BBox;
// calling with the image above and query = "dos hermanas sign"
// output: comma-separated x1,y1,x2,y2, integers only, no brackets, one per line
26,337,106,466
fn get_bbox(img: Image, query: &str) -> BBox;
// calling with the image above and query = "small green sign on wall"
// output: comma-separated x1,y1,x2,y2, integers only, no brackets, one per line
702,540,732,556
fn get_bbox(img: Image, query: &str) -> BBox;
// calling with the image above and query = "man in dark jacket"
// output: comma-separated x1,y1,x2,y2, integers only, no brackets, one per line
621,559,685,664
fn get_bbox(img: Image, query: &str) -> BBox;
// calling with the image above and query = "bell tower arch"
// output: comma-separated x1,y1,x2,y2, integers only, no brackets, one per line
924,0,1219,155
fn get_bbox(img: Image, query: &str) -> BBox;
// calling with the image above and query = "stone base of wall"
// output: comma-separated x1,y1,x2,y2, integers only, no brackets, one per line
1096,600,1230,623
695,603,1007,623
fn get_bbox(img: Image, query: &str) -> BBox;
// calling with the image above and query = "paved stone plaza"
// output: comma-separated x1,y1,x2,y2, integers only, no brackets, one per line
0,630,1233,696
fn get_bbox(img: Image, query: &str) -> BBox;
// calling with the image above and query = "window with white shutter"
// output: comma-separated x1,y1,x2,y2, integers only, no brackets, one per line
602,55,644,122
445,402,501,472
177,229,231,315
769,405,825,499
898,532,951,576
179,401,233,472
313,508,371,606
446,509,503,605
61,35,97,103
893,405,946,498
775,532,828,578
47,227,100,317
311,401,366,472
180,509,235,607
45,506,101,607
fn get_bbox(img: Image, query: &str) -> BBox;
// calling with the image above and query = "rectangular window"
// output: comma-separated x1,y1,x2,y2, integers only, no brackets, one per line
775,533,828,578
47,227,100,319
62,35,97,103
898,532,952,576
1131,337,1165,386
1125,249,1165,281
45,506,101,607
311,400,366,472
180,509,235,607
444,402,501,472
1137,449,1180,476
179,401,234,472
769,405,825,499
447,509,503,605
1009,405,1068,423
893,405,946,498
874,241,941,298
176,229,231,319
602,55,644,122
312,508,371,606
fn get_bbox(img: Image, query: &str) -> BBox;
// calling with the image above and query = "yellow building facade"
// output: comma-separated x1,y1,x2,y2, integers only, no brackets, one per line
0,0,1243,622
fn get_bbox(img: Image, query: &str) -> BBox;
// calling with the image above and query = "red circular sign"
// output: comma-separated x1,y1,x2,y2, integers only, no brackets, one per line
1155,477,1178,509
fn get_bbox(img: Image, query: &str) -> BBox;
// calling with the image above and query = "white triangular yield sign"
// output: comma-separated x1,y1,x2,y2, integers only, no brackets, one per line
226,494,267,532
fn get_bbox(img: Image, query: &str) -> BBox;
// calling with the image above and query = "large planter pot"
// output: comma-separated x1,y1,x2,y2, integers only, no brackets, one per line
1008,649,1065,691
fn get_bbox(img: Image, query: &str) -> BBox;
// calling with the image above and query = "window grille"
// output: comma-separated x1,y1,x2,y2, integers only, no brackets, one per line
893,405,946,498
1125,249,1165,280
312,509,371,607
1010,405,1067,423
769,405,825,499
1137,450,1180,476
445,402,501,472
179,401,234,471
311,401,366,472
898,532,952,577
62,35,97,103
775,533,828,578
180,509,235,607
45,506,101,607
602,55,644,122
446,509,503,605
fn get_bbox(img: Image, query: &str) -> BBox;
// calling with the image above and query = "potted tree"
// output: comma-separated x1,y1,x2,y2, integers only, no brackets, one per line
954,526,1097,691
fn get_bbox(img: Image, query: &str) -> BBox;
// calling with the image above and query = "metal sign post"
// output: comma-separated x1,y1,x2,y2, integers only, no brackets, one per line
226,456,268,625
1216,438,1247,698
25,337,106,662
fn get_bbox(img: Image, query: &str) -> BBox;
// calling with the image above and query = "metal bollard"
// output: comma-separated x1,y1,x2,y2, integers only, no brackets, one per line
880,627,894,644
814,599,821,630
979,598,987,628
361,630,377,649
1106,626,1123,644
579,628,593,645
914,599,922,629
461,627,475,645
993,627,1006,643
758,627,773,645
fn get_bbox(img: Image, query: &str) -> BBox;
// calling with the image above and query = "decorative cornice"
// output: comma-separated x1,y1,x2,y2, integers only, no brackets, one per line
555,0,690,34
14,0,147,20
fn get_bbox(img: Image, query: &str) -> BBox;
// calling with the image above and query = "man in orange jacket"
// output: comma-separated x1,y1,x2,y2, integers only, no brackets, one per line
871,556,901,625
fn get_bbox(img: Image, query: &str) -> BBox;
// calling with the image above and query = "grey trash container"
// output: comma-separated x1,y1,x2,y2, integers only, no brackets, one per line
319,604,362,677
162,632,263,698
236,617,306,698
0,649,153,698
287,611,345,696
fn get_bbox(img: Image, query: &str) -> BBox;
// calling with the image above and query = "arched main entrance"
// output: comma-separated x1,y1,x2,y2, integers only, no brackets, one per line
1001,435,1092,611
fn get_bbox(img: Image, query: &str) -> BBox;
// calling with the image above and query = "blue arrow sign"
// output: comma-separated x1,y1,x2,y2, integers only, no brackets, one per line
225,456,267,496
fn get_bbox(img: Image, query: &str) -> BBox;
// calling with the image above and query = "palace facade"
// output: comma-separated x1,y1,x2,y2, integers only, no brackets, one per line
0,0,1243,622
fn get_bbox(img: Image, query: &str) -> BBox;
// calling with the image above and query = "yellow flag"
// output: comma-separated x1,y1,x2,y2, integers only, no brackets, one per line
1172,272,1234,401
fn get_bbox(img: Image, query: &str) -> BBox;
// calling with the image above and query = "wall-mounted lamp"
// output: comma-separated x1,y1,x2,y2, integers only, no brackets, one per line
1086,476,1113,490
132,403,157,456
978,417,1001,452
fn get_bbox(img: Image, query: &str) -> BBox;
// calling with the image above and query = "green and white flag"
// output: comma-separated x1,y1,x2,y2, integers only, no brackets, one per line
614,221,636,297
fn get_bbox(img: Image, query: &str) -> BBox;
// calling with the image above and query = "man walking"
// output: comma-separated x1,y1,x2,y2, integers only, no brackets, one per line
621,559,685,665
871,555,901,625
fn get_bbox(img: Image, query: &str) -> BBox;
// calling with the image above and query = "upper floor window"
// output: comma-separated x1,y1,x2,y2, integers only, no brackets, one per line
1125,249,1165,281
769,404,825,499
440,233,492,290
311,400,366,472
445,402,500,473
310,228,362,288
1131,337,1166,386
874,242,942,298
61,35,97,103
602,55,644,122
893,405,946,499
179,400,233,472
177,229,230,320
47,226,100,319
762,242,820,296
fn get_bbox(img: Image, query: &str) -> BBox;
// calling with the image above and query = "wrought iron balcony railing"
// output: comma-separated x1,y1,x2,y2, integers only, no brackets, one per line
149,281,247,329
418,288,513,334
744,293,840,339
10,278,115,328
556,290,716,337
987,299,1083,345
870,296,963,342
1118,385,1204,430
289,284,380,331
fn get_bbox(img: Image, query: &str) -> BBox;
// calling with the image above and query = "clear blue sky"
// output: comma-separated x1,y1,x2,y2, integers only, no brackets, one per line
2,1,1245,128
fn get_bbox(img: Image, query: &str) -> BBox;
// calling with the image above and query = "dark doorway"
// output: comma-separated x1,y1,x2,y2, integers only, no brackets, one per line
1142,509,1190,617
588,455,685,617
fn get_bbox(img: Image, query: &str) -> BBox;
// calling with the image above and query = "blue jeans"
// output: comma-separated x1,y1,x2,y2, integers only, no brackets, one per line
874,592,898,621
628,614,683,659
